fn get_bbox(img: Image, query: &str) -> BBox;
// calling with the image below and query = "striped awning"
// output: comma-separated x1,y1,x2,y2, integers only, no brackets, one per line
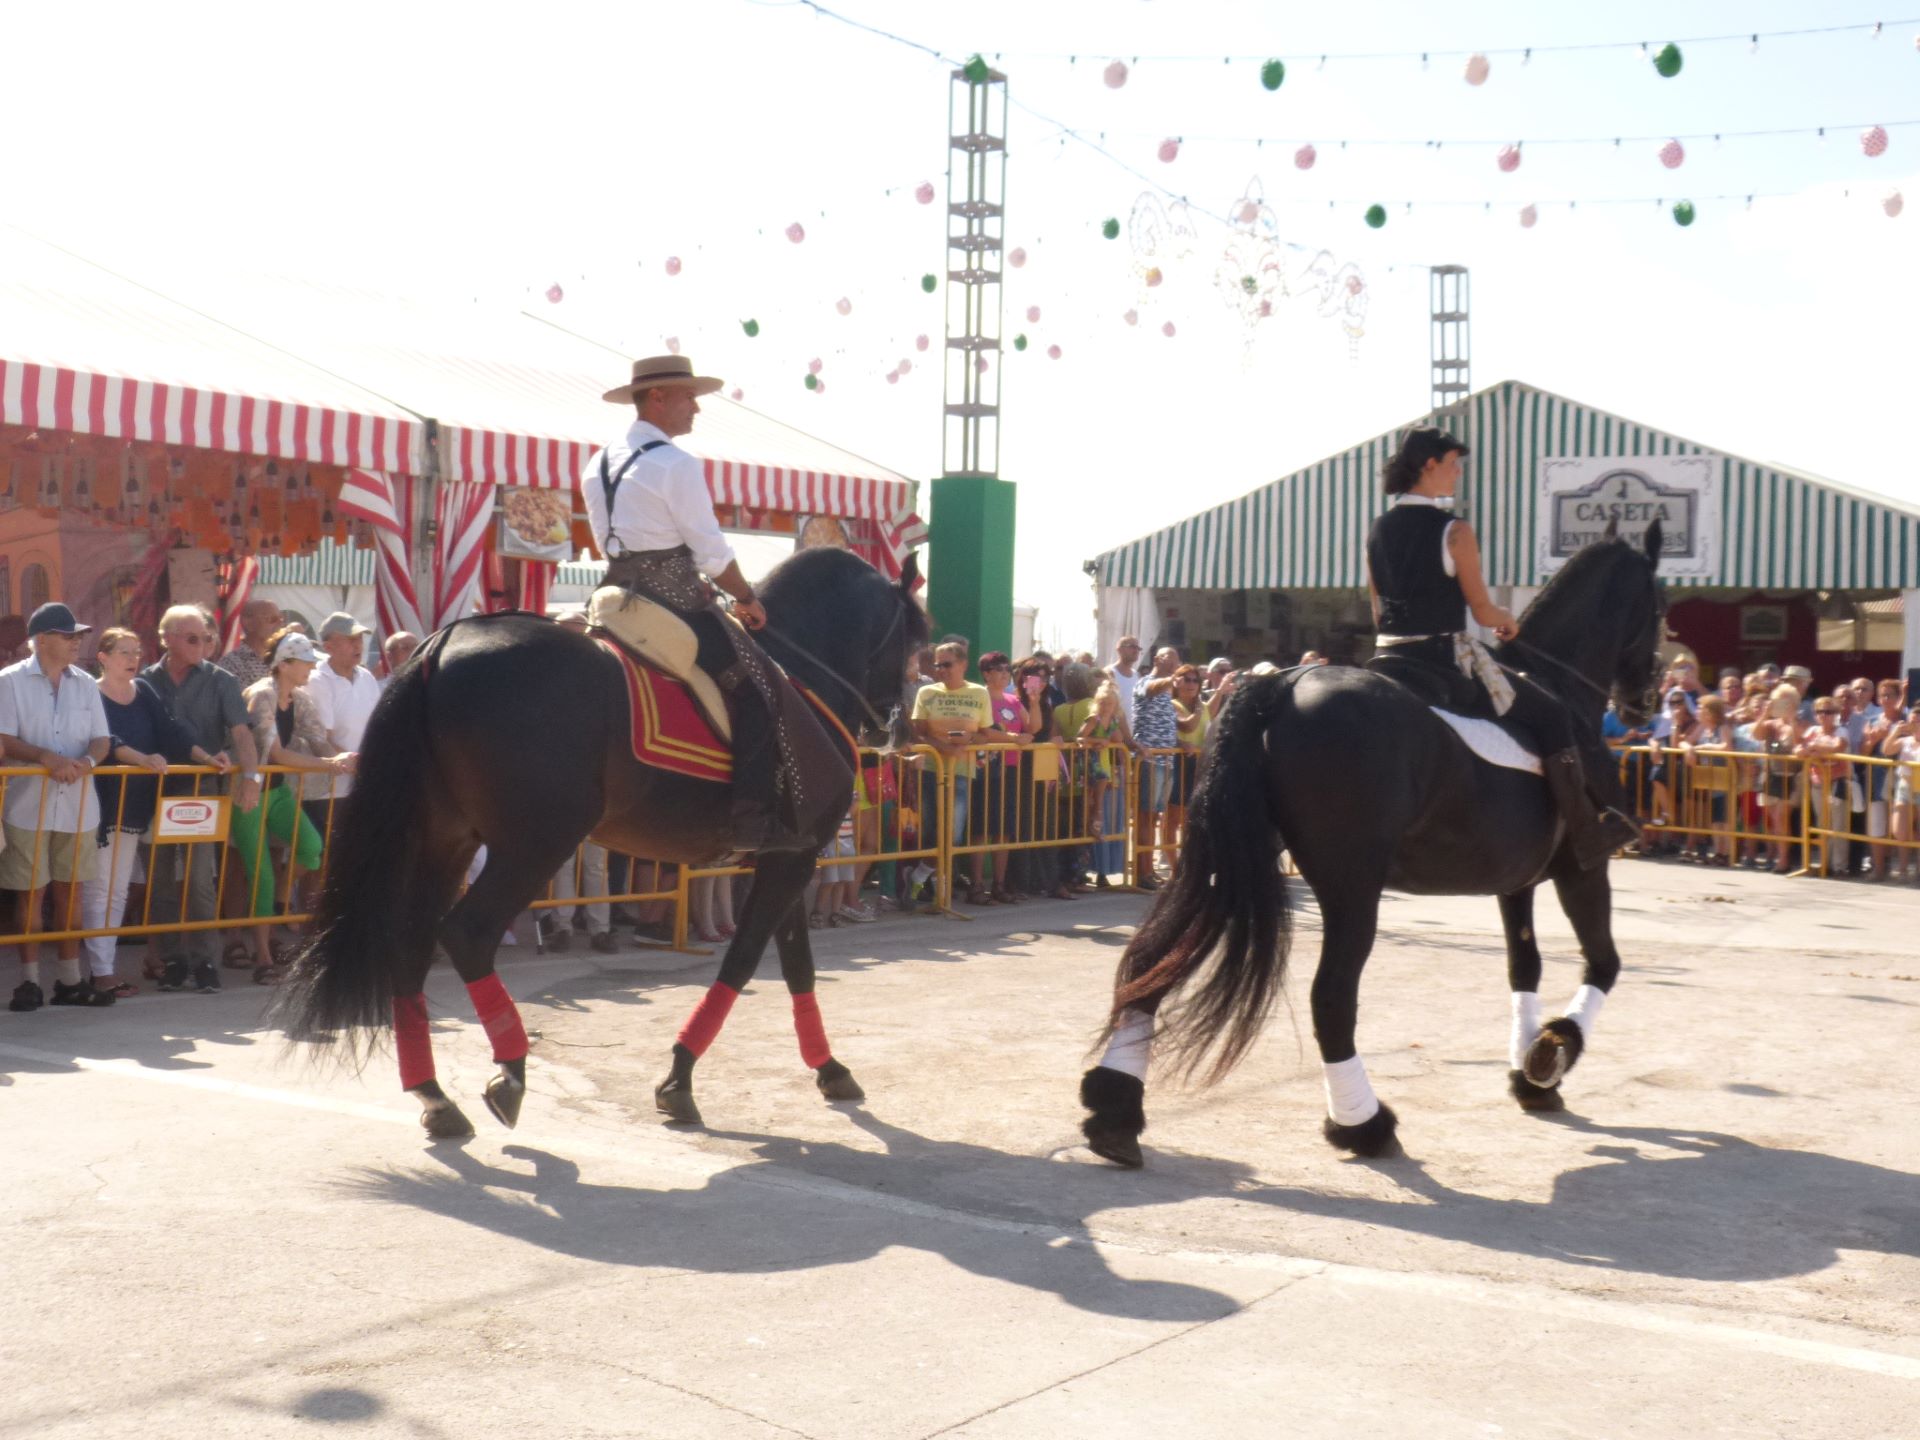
1092,380,1920,593
0,227,423,473
255,538,377,586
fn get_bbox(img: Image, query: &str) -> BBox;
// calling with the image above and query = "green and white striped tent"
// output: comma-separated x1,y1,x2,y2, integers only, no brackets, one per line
1091,380,1920,594
255,538,376,587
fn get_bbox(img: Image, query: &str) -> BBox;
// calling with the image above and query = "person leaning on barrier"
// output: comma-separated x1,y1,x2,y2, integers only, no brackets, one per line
141,604,262,995
0,603,113,1012
80,627,223,999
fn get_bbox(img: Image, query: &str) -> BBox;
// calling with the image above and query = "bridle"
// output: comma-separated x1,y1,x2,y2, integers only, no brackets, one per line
755,591,910,738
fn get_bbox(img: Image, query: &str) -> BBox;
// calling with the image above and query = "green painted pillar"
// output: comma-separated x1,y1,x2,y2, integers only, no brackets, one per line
926,474,1017,670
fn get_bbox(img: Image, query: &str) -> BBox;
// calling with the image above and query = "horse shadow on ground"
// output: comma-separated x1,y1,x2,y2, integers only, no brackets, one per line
1218,1112,1920,1283
334,1106,1257,1324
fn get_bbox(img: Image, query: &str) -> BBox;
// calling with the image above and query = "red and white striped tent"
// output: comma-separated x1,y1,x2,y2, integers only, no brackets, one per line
0,229,925,639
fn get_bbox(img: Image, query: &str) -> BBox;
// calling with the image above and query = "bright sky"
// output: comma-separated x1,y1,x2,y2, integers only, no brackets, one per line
7,1,1917,652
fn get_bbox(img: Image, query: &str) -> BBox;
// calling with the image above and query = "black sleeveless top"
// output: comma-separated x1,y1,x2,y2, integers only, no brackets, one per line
1367,503,1466,637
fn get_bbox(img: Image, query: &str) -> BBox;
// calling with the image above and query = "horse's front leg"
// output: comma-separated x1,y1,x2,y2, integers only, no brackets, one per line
1312,888,1397,1156
655,850,816,1126
773,903,864,1102
1520,857,1621,1093
1500,886,1562,1112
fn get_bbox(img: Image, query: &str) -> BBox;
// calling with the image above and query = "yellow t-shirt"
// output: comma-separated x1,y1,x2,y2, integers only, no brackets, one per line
912,681,993,776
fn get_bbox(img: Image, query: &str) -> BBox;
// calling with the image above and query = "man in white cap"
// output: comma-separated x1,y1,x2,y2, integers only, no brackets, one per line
581,354,804,852
0,602,113,1011
301,611,378,838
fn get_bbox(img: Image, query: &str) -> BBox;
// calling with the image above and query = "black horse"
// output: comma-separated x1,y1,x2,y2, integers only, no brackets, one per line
1080,523,1666,1164
277,547,927,1137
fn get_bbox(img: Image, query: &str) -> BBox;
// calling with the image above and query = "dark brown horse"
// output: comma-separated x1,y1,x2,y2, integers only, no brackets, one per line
276,547,926,1136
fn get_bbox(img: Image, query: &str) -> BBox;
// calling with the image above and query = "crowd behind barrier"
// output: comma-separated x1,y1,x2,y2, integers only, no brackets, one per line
5,624,1916,1014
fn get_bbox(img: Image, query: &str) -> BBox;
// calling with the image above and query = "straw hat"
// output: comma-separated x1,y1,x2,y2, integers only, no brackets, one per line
601,355,725,404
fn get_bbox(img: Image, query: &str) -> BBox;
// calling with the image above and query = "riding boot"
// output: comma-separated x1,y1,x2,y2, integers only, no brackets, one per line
1547,749,1617,871
1576,732,1642,853
726,684,812,855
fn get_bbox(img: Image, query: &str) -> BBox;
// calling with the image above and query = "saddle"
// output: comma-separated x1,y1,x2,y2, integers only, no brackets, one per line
1366,653,1543,777
587,584,732,741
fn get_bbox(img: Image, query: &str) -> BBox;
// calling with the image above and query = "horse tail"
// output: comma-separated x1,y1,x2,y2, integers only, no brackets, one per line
1107,672,1294,1083
273,630,454,1065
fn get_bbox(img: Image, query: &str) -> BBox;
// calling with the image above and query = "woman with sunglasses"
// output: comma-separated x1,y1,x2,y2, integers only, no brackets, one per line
1798,696,1855,874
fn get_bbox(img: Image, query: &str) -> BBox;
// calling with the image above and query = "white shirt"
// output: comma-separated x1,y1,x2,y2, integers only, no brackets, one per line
580,419,737,577
0,653,111,833
302,662,381,798
1110,666,1138,714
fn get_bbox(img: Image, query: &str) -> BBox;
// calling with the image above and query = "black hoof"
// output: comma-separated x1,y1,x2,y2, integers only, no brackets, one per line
1322,1101,1399,1157
1508,1068,1567,1112
482,1069,525,1129
654,1079,703,1126
1079,1066,1146,1168
816,1059,865,1102
1523,1017,1586,1088
415,1094,476,1139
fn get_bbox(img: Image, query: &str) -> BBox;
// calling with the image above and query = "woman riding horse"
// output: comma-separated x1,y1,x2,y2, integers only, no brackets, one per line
1079,445,1667,1165
1366,427,1635,869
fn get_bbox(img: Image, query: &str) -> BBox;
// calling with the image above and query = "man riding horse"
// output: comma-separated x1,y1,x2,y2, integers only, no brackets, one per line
1365,427,1636,868
581,354,809,854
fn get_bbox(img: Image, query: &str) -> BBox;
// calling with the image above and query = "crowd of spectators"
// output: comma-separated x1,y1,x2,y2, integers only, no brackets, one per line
1606,658,1916,879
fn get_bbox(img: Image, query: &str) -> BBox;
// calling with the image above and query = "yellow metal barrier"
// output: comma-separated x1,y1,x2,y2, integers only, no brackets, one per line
944,740,1133,902
1802,752,1920,880
1611,743,1812,872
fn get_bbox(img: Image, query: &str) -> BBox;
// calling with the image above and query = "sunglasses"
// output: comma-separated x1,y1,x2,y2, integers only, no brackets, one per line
933,661,959,670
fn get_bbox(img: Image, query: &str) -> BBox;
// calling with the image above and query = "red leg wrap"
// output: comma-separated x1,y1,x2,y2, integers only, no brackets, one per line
676,982,741,1058
393,993,435,1091
792,991,831,1069
464,974,528,1062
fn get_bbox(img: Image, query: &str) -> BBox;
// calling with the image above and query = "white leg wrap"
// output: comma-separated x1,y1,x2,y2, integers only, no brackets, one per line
1100,1009,1154,1080
1509,991,1543,1069
1322,1055,1380,1127
1564,984,1607,1041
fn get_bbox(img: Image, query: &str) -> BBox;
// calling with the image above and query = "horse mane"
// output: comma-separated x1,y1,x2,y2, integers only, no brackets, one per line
755,547,928,723
1513,537,1642,651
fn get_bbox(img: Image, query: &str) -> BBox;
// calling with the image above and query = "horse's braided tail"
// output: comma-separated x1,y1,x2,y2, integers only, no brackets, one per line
271,630,453,1068
1106,672,1294,1083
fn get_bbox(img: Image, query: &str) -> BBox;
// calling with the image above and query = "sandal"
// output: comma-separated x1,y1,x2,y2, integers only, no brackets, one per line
109,980,139,999
991,887,1020,904
252,964,286,986
221,941,254,971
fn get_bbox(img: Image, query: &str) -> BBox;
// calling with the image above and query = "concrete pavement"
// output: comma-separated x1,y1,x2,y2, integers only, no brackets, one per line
4,859,1918,1438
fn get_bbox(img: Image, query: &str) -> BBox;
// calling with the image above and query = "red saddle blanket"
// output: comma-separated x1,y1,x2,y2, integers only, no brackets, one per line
594,637,733,784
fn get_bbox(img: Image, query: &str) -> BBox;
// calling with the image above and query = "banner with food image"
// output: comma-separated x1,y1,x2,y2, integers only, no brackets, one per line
497,486,576,562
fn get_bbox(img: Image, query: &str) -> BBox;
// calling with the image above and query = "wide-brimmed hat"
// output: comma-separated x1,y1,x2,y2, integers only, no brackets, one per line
602,355,725,404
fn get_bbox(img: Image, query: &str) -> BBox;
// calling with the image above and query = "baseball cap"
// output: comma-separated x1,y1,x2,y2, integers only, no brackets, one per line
25,602,91,638
271,632,323,666
318,611,370,641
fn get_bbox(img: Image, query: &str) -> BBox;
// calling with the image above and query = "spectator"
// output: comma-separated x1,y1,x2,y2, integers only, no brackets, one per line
1754,662,1782,692
1106,635,1143,714
1645,686,1694,846
1798,695,1853,874
1782,665,1816,722
302,612,378,845
911,645,937,685
143,604,260,992
688,870,737,942
973,650,1029,904
810,804,861,927
218,597,283,691
1074,651,1096,667
1069,674,1133,889
1130,646,1181,888
0,603,113,1012
1008,655,1064,900
1880,698,1918,883
1165,663,1208,862
1299,650,1329,667
1201,657,1234,702
1677,692,1734,864
911,640,992,904
1718,670,1745,712
1750,683,1803,872
81,627,221,997
1670,656,1705,708
380,630,421,686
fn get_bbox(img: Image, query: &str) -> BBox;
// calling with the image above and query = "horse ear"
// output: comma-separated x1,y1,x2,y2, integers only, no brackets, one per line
1643,517,1664,569
898,551,920,592
1601,516,1619,543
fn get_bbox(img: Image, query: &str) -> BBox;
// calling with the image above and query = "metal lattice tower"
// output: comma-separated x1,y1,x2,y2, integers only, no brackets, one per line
1429,265,1470,419
942,63,1007,477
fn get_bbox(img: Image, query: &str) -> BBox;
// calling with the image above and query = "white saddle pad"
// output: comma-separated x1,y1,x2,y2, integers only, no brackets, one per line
1429,708,1542,776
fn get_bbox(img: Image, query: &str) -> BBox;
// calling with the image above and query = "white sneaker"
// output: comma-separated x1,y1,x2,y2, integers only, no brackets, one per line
836,903,877,924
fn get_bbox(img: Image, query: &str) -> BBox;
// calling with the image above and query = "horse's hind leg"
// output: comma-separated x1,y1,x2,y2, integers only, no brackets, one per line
773,900,864,1103
1500,886,1563,1112
1312,888,1398,1157
439,840,574,1130
1521,858,1621,1092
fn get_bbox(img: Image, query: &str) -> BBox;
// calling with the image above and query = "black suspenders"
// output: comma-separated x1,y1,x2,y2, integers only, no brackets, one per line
598,439,670,558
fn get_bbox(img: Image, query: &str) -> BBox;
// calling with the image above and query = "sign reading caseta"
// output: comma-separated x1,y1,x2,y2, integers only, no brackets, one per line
1537,454,1718,580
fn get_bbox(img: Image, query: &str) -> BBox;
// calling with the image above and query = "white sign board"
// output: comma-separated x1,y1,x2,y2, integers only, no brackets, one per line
1538,454,1718,580
154,795,229,843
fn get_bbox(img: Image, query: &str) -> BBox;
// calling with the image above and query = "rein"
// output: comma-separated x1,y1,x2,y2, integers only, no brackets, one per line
1499,637,1615,706
756,597,906,738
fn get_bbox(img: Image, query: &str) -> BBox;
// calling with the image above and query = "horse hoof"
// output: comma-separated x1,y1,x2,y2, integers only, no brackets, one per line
654,1081,703,1126
1080,1066,1146,1168
1523,1018,1585,1089
1508,1068,1567,1112
483,1070,525,1129
418,1100,476,1139
1322,1101,1399,1157
816,1060,865,1103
